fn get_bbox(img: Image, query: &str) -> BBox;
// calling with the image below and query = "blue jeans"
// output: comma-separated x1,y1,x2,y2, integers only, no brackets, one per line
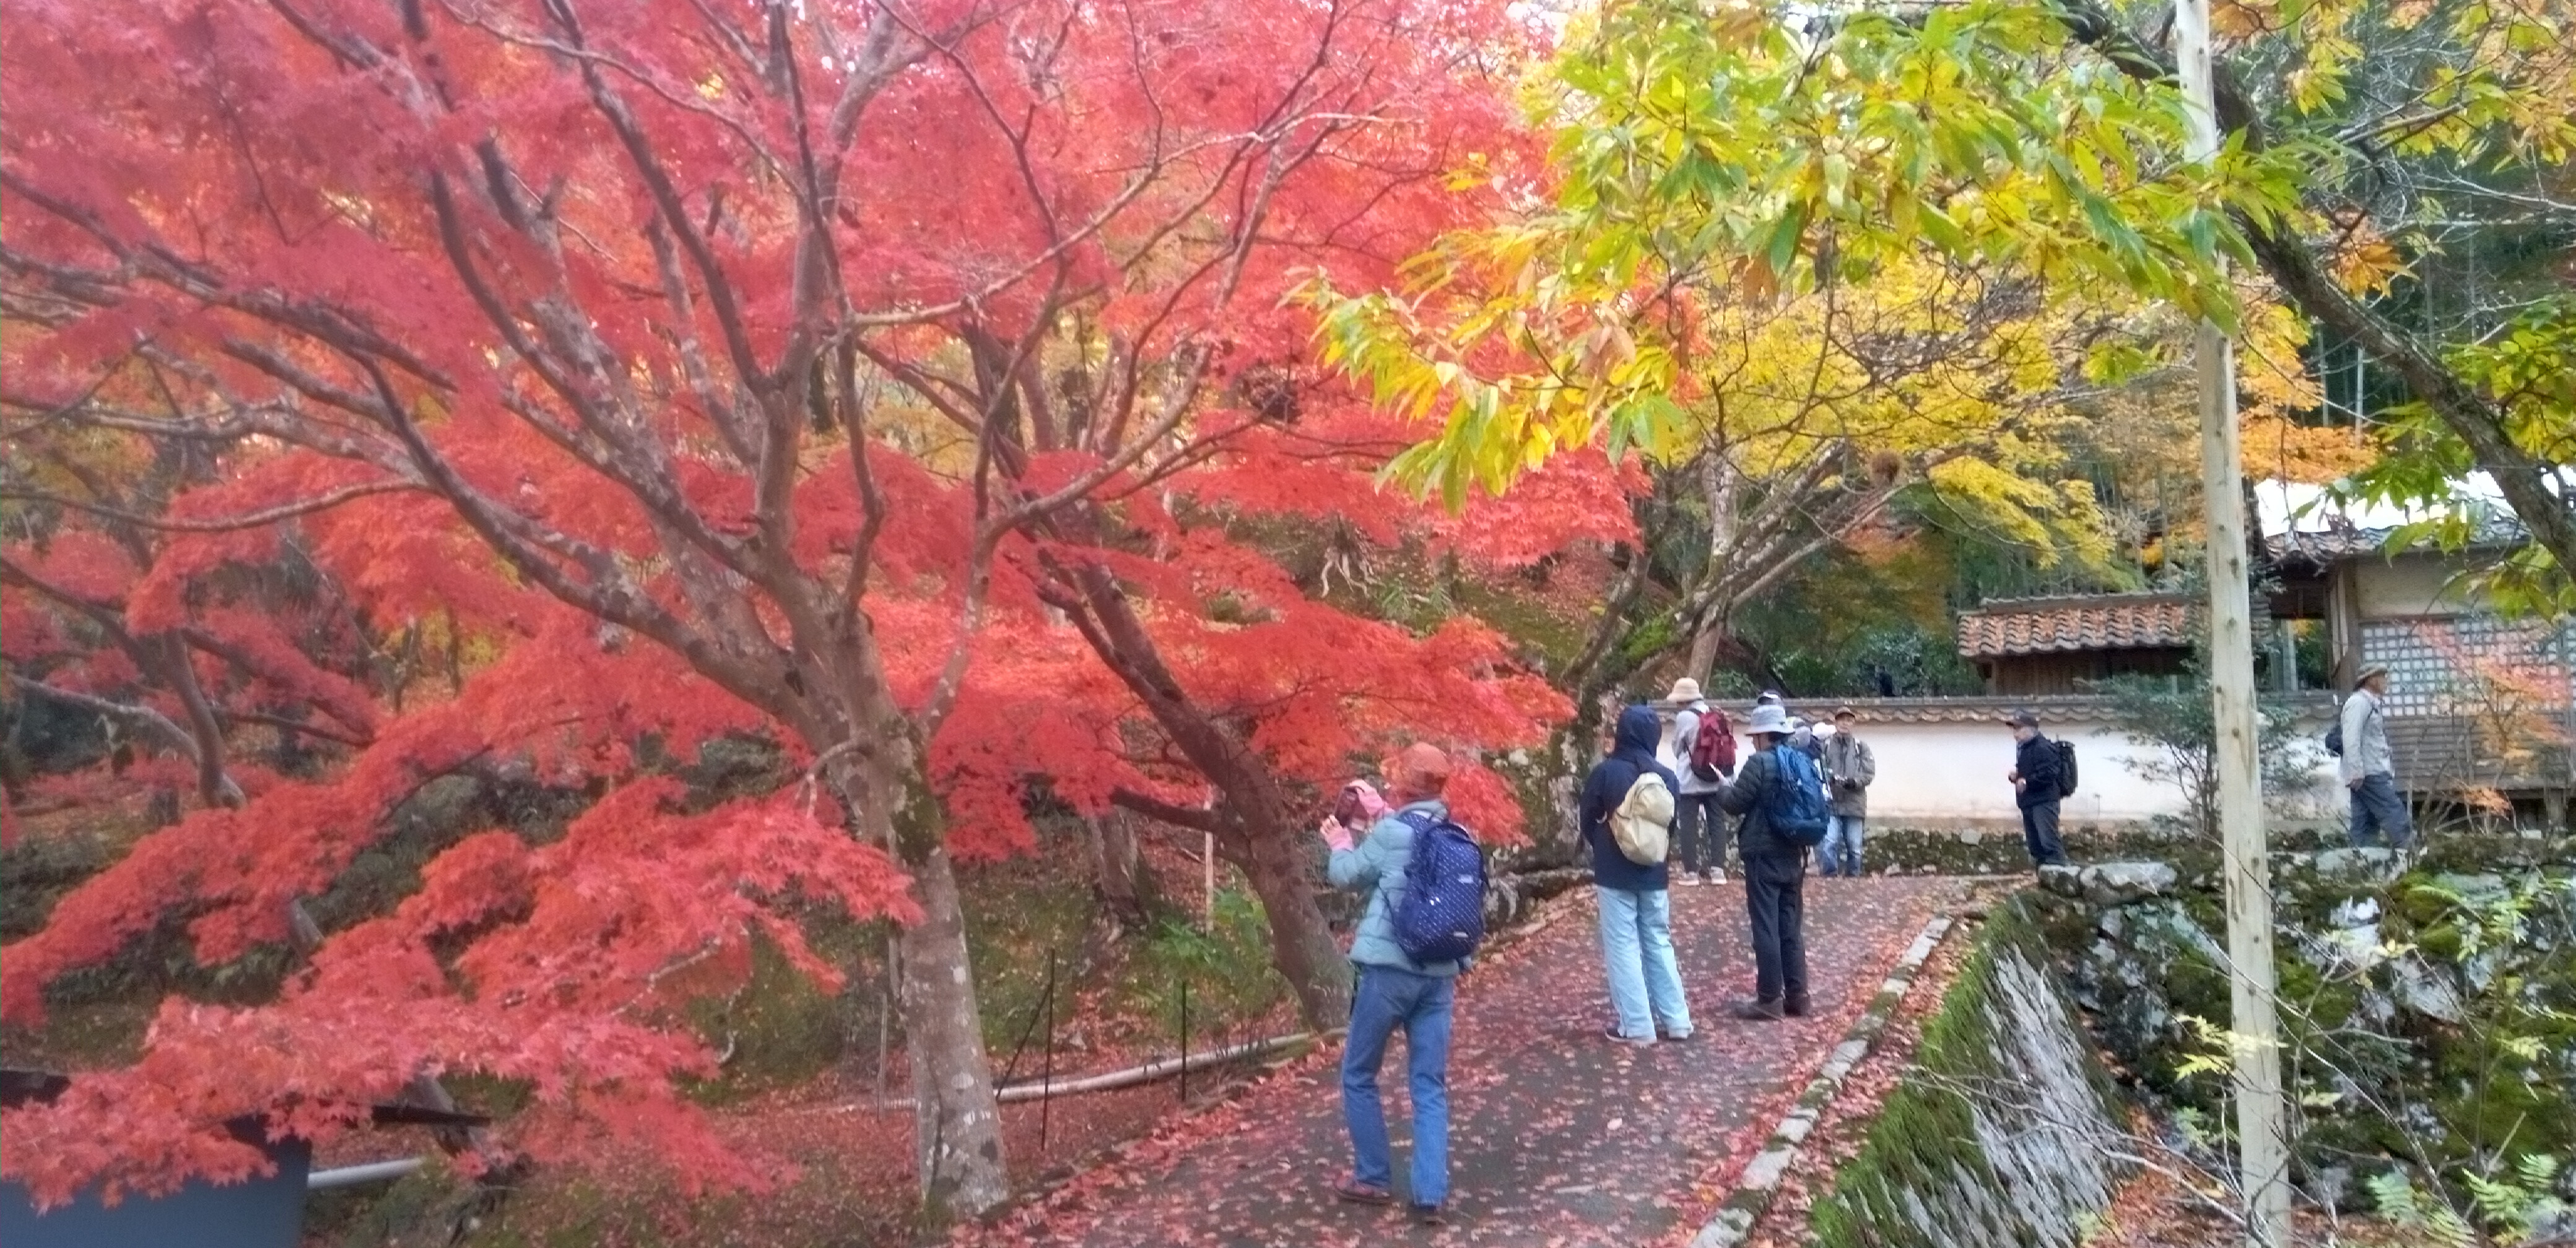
1819,815,1865,877
1596,886,1692,1039
2349,773,2416,848
1342,964,1453,1206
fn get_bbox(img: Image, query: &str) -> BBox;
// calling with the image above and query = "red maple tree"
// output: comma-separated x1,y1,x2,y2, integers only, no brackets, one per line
0,0,1557,1218
986,409,1605,1023
1,441,396,817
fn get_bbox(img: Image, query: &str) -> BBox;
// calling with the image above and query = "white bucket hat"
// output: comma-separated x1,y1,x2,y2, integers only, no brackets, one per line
1666,677,1704,703
1744,704,1792,735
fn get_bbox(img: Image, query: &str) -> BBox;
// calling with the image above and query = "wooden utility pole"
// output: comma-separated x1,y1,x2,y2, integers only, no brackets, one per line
2175,2,2294,1242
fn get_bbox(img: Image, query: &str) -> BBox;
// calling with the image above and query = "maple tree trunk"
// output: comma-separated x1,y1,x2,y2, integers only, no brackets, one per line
1084,812,1151,928
888,841,1009,1220
1225,813,1352,1028
1050,560,1355,1028
1685,620,1726,687
830,729,1007,1220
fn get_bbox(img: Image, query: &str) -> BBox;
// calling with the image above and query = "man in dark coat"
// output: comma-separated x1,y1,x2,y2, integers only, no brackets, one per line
1716,703,1811,1020
2008,709,2069,869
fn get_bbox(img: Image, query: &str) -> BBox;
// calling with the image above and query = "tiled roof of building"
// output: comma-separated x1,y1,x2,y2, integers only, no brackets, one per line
2263,512,2528,566
2258,477,2535,568
1955,594,2198,659
1647,693,2337,724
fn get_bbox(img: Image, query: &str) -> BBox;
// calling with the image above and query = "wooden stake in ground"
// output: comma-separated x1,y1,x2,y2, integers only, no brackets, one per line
2176,1,2294,1241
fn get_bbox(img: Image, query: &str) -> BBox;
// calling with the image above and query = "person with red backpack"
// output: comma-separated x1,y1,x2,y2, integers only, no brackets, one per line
1664,678,1736,885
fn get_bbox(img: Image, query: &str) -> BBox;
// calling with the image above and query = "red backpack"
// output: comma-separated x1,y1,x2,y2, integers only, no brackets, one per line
1686,706,1736,782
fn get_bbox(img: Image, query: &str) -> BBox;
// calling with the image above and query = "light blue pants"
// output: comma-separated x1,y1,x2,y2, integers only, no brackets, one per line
1596,886,1692,1040
1819,815,1866,877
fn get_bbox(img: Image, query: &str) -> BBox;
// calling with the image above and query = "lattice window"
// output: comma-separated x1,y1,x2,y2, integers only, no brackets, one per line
2361,617,2575,717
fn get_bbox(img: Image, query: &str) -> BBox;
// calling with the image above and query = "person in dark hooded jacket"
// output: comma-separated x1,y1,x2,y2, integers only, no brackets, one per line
1577,705,1697,1044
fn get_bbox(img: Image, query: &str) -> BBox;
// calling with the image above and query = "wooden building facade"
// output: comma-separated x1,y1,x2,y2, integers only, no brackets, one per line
2268,526,2574,825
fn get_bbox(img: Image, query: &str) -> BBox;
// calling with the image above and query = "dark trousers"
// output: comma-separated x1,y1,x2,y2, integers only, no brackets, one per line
2021,800,2068,867
1672,790,1728,875
2348,773,2416,847
1743,851,1808,1003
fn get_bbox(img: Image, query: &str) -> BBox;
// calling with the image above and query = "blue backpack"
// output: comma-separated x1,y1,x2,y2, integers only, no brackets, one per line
1392,811,1487,964
1767,747,1832,848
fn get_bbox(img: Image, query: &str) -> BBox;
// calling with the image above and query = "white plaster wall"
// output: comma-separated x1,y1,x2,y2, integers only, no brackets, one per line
2355,554,2473,619
1651,703,2342,828
1755,717,2340,827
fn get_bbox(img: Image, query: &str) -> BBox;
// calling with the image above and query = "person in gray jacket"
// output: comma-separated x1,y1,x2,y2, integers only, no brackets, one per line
1817,707,1876,878
1664,678,1730,885
2339,665,2415,849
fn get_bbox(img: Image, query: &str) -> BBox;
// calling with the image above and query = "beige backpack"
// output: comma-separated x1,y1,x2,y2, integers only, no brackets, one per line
1611,771,1674,865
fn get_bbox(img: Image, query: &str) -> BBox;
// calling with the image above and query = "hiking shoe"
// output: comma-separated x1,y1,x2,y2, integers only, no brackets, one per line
1603,1024,1655,1046
1677,873,1702,886
1334,1180,1395,1207
1657,1026,1701,1042
1704,870,1724,885
1785,994,1811,1018
1729,997,1785,1021
1410,1203,1447,1227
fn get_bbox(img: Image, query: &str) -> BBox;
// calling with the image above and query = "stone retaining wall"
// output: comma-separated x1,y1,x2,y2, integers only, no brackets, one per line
1858,823,2570,877
1808,899,2134,1247
2027,851,2576,1218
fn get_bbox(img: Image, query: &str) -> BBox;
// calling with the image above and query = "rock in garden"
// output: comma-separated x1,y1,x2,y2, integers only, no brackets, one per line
2310,847,2400,879
2077,862,2178,907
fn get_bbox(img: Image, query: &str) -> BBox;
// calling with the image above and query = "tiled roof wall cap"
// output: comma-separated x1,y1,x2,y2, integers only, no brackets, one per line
1643,693,2337,723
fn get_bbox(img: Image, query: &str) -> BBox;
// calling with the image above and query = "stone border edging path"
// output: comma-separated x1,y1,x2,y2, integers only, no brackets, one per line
1685,910,1961,1248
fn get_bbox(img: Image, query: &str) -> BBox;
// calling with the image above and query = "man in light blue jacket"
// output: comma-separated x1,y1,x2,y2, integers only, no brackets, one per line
1323,742,1466,1226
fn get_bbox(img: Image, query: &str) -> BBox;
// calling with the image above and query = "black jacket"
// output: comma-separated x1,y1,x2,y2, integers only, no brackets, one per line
1579,705,1677,891
2014,734,2062,810
1718,744,1803,859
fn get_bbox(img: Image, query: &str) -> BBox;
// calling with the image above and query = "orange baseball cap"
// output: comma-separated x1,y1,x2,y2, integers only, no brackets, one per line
1391,742,1453,779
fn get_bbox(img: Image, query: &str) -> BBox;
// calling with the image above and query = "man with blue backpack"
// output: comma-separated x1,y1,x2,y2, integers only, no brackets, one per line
1323,742,1484,1227
1718,703,1828,1021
